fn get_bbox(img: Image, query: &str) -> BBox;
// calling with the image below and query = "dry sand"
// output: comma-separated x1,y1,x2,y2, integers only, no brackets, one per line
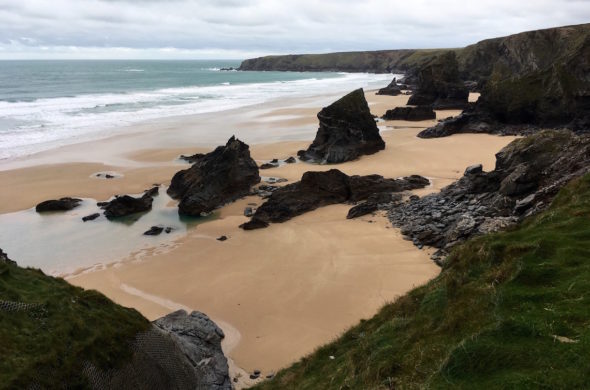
0,89,514,384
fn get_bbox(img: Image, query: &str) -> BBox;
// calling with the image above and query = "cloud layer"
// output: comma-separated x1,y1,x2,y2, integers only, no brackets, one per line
2,0,590,59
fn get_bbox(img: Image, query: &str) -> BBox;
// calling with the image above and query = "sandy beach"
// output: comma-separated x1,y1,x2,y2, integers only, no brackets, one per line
0,90,515,385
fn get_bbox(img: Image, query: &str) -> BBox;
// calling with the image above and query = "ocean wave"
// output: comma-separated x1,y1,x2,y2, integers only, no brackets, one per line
0,72,395,160
121,68,145,72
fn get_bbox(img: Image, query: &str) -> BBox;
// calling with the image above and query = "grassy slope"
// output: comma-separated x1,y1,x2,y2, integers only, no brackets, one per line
0,263,150,388
256,174,590,389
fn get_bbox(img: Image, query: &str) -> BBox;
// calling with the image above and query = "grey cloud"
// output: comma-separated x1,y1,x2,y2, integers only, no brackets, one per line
1,0,590,59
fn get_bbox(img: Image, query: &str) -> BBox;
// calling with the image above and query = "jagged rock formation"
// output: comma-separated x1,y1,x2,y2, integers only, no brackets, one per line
388,130,590,263
241,169,429,229
376,77,401,96
419,33,590,137
297,89,385,163
35,197,82,212
407,52,469,109
168,136,260,216
382,106,436,121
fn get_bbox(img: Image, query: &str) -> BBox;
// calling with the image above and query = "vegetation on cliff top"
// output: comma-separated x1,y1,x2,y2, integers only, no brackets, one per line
0,261,150,388
239,23,590,83
256,173,590,389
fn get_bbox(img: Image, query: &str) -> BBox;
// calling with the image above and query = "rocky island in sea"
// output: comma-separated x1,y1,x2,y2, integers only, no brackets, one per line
2,9,590,390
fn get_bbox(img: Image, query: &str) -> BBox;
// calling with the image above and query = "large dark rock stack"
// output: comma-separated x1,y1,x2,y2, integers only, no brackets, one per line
407,51,469,109
297,89,385,164
418,36,590,138
168,136,260,216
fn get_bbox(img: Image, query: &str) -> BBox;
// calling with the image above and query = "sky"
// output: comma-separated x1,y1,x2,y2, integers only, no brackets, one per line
1,0,590,60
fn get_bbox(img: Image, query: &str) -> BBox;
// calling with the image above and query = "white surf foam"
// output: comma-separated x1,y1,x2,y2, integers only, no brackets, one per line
0,72,395,160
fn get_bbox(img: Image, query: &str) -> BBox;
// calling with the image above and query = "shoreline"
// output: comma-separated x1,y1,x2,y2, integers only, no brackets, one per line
0,88,513,386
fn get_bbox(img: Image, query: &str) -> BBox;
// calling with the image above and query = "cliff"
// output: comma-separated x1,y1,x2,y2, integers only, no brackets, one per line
238,49,450,73
239,23,590,84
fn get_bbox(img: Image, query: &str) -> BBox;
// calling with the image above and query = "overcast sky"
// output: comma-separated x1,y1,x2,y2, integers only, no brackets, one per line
1,0,590,59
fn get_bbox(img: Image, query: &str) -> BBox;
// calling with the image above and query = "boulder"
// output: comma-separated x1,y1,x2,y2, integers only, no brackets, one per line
144,226,164,236
153,310,231,389
376,77,402,96
407,52,469,109
82,213,100,222
241,169,429,229
297,89,385,163
168,137,260,216
36,197,82,212
382,106,436,121
102,193,154,220
284,157,296,164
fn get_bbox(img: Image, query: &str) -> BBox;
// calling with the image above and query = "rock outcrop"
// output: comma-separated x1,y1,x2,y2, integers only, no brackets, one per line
419,31,590,138
388,130,590,263
102,192,154,219
35,197,82,212
376,77,401,96
297,89,385,163
241,169,429,229
382,106,436,121
168,136,260,216
407,52,469,109
153,310,231,390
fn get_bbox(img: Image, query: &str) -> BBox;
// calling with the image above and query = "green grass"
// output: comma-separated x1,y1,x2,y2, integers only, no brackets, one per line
256,174,590,389
0,263,150,388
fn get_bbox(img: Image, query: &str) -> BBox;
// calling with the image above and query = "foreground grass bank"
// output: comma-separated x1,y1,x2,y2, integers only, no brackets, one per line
0,260,149,388
257,174,590,389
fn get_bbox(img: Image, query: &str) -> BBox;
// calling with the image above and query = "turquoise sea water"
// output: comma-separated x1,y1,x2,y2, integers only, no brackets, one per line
0,60,391,160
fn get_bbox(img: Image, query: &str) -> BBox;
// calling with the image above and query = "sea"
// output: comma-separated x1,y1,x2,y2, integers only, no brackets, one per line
0,60,392,161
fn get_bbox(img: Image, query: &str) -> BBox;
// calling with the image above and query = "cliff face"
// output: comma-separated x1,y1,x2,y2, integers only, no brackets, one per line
239,23,590,84
457,23,590,81
238,49,441,73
